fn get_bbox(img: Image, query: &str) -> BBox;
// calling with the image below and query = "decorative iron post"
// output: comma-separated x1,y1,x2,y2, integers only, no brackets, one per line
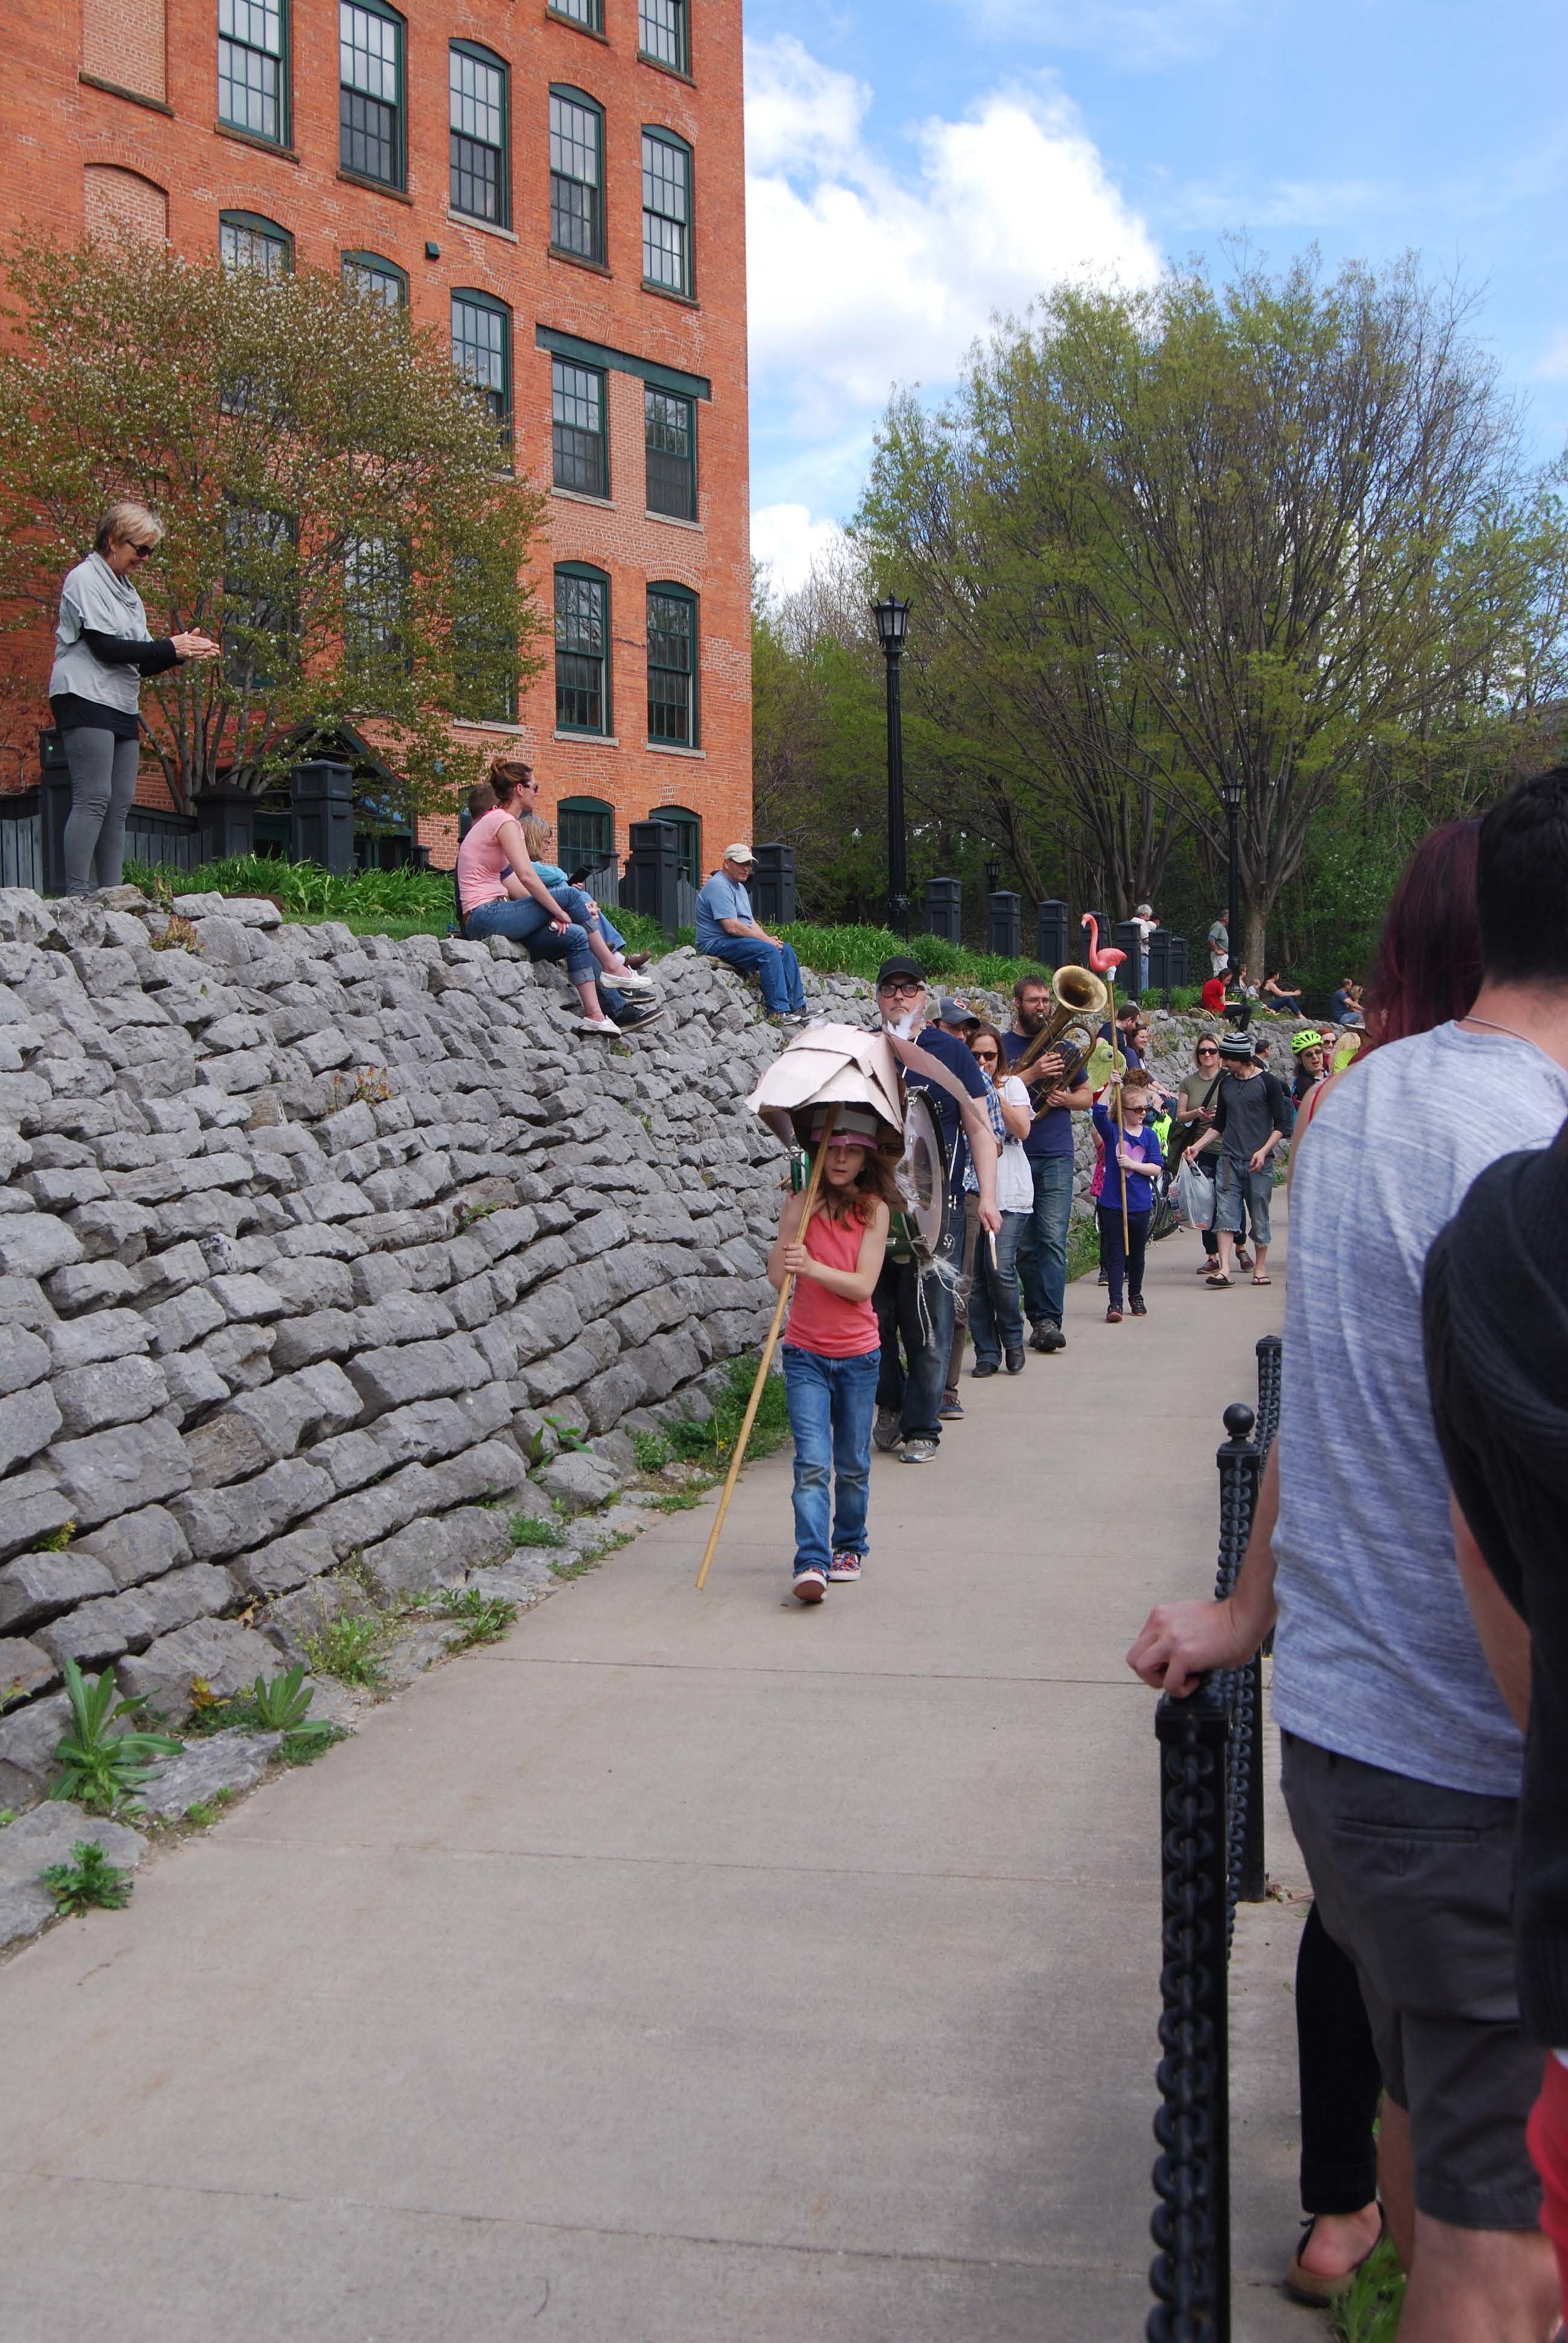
1213,1401,1264,1909
1150,1676,1232,2343
1254,1336,1283,1458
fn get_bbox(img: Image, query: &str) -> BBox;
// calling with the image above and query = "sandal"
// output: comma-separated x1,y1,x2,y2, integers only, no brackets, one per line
1205,1273,1232,1287
1283,2213,1388,2308
1251,1275,1272,1287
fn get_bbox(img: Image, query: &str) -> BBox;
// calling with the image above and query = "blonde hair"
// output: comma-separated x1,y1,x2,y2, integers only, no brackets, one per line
95,500,163,554
519,814,553,860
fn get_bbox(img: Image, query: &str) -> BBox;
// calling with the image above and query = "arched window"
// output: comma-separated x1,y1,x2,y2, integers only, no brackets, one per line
555,563,610,735
558,796,614,860
648,804,700,885
647,583,697,746
220,210,293,274
551,87,605,264
342,248,407,307
450,42,509,226
641,128,691,295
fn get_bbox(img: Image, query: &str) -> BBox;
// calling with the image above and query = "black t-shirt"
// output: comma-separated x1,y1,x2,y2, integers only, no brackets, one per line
1212,1068,1291,1162
1424,1122,1568,2044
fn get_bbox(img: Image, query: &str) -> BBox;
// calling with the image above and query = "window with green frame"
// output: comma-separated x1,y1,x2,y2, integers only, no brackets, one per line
549,0,602,28
638,0,687,73
343,531,409,687
641,128,691,294
339,0,403,188
647,583,697,746
645,386,695,518
452,289,512,448
558,796,614,861
550,88,605,263
220,0,287,145
220,210,294,275
342,249,407,307
554,565,610,734
450,42,509,226
648,803,700,885
552,359,607,497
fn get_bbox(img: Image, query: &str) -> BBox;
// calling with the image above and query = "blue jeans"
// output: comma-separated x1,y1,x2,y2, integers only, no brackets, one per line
782,1344,881,1575
465,895,596,986
1017,1152,1074,1328
872,1210,961,1444
706,934,806,1014
969,1211,1028,1366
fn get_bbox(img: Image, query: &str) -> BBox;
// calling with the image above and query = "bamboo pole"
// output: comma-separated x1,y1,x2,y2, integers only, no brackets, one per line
1109,975,1130,1254
696,1110,837,1591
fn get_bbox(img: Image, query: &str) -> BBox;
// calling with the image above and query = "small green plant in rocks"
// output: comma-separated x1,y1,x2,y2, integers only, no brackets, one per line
304,1615,386,1690
632,1430,672,1472
543,1414,591,1452
548,1553,602,1582
440,1588,518,1648
41,1841,134,1915
183,1788,235,1829
35,1520,75,1552
48,1660,182,1815
511,1513,568,1549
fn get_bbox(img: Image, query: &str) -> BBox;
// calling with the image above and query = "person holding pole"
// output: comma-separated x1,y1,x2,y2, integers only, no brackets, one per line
1091,1070,1162,1321
766,1107,896,1603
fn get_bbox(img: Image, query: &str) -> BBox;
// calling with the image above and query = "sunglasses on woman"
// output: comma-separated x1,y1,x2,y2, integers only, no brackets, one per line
971,1046,999,1063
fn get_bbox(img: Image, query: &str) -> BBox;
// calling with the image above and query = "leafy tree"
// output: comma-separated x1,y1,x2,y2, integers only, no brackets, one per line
0,231,547,817
857,254,1555,967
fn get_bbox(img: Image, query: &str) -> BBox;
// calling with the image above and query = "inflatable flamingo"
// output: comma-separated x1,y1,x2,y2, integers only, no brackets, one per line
1080,912,1126,977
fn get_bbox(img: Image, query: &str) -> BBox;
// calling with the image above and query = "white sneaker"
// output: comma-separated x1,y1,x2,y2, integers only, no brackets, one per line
612,972,656,996
580,1015,621,1036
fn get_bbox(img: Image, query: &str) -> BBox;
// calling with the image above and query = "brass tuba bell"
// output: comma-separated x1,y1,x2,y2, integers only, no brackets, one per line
1010,964,1110,1096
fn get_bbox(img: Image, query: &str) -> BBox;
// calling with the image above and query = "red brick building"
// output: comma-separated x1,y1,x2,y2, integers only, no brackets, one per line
0,0,751,879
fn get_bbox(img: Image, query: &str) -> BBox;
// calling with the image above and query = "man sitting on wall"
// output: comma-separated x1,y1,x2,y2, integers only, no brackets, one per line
695,843,808,1026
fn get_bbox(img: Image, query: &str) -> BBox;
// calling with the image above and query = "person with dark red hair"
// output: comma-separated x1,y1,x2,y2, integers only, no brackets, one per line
1363,817,1484,1046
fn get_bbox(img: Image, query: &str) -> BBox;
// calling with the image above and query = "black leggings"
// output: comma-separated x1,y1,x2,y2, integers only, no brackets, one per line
1297,1901,1382,2214
1096,1204,1150,1310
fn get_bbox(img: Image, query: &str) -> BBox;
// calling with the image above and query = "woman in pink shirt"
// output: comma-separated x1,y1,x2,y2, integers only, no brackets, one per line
456,762,622,1032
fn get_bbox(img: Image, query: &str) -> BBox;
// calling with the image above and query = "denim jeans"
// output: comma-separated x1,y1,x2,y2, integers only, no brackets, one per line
1215,1156,1274,1245
969,1210,1029,1364
707,934,806,1014
465,894,596,986
1017,1152,1074,1327
873,1210,961,1444
1097,1204,1151,1311
782,1344,881,1574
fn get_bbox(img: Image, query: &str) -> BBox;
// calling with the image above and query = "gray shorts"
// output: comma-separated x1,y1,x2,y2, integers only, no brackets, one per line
1281,1731,1542,2231
1214,1156,1273,1245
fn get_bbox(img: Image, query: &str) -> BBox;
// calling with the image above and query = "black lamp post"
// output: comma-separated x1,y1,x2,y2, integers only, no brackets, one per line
1220,773,1244,974
872,595,912,936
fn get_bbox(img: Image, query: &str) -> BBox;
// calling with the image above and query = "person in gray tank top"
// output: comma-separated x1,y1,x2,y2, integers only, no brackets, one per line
1128,773,1568,2342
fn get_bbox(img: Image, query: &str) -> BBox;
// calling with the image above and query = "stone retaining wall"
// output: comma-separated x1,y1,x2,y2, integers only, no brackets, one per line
0,885,813,1807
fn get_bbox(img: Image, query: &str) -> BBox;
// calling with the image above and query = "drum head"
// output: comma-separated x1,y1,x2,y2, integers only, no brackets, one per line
896,1090,950,1258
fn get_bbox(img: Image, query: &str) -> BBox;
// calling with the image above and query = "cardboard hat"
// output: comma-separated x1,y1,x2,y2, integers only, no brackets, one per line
745,1023,904,1150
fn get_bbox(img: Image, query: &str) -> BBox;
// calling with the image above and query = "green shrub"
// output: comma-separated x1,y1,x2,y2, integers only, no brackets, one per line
303,1615,386,1689
440,1587,518,1647
632,1430,672,1472
125,855,458,937
41,1840,134,1916
48,1659,181,1815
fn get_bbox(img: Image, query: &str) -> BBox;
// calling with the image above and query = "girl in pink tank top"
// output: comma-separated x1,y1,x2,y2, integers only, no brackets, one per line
766,1116,894,1603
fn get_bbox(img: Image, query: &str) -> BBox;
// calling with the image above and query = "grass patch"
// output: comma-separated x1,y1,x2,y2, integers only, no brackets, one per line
511,1512,568,1549
438,1587,518,1648
303,1613,386,1690
183,1788,235,1829
548,1552,602,1581
126,854,458,935
1329,2237,1406,2342
653,1485,710,1512
1066,1214,1101,1285
711,1353,792,1464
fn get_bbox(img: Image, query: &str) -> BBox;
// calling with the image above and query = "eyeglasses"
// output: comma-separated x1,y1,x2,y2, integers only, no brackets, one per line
878,980,924,998
122,542,153,561
971,1048,999,1063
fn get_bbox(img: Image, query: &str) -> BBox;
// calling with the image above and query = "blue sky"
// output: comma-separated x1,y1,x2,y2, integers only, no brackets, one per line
743,0,1568,586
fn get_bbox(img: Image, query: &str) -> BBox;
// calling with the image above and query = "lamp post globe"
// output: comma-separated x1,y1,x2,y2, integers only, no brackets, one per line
871,597,913,937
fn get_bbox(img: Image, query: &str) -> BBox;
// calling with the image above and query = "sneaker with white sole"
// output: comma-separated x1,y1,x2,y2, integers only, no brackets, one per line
872,1406,903,1452
793,1566,827,1603
611,972,657,996
827,1551,862,1582
579,1015,621,1036
900,1437,939,1464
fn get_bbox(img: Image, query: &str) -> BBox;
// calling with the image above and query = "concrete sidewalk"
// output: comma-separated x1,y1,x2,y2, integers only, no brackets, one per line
0,1219,1312,2342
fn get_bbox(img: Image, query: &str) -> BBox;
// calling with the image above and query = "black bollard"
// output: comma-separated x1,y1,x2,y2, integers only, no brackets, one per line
1213,1402,1265,1909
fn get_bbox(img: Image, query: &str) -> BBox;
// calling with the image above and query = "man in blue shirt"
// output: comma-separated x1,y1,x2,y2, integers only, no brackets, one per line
693,844,807,1022
1005,974,1094,1353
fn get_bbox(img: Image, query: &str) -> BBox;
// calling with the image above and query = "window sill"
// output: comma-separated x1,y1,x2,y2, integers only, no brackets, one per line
448,209,518,244
215,119,299,161
337,167,413,205
637,51,695,84
453,717,527,735
554,730,619,745
552,487,615,509
647,740,704,758
642,280,699,309
549,247,612,278
646,508,701,531
545,7,610,38
80,71,174,115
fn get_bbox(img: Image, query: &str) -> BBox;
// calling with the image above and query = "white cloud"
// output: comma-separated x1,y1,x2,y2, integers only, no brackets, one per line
745,36,1161,437
750,504,848,596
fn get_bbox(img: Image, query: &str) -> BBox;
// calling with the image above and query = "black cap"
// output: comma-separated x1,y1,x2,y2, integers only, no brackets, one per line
876,955,926,987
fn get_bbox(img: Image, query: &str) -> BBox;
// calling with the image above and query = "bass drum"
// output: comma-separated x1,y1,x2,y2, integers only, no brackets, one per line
894,1088,952,1262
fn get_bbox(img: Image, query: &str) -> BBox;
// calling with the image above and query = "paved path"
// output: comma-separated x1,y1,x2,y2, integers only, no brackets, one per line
0,1220,1312,2342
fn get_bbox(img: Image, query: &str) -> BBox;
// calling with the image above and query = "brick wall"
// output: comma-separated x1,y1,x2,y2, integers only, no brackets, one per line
0,0,751,868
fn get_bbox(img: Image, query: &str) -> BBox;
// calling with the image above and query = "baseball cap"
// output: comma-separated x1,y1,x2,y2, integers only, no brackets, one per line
723,842,756,864
938,996,977,1025
1218,1033,1255,1061
1291,1028,1324,1055
876,955,926,988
